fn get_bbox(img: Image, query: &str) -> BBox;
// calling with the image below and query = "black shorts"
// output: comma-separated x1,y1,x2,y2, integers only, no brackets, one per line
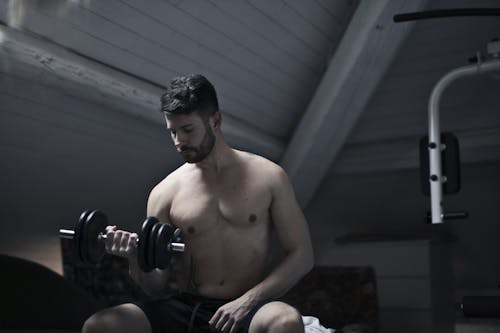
133,293,266,333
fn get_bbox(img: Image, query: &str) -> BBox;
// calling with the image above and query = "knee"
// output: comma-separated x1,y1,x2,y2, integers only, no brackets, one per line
82,311,120,333
82,304,150,333
82,313,102,333
251,302,304,333
270,306,303,333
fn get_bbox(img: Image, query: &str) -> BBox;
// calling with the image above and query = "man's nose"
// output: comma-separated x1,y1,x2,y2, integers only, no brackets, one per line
174,132,188,146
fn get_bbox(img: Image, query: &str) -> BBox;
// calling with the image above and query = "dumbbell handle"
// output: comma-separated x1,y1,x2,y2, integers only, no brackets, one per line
59,229,78,239
58,229,185,253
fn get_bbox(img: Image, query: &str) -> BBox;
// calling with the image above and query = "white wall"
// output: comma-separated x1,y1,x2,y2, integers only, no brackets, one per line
0,61,182,271
306,160,500,297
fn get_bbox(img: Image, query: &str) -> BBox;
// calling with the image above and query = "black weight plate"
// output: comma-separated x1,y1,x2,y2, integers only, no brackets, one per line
155,223,174,269
80,210,100,264
82,210,107,265
137,217,157,272
148,223,162,269
74,209,93,263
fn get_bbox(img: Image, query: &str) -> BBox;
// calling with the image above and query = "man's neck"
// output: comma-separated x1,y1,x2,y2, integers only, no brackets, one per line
194,137,235,174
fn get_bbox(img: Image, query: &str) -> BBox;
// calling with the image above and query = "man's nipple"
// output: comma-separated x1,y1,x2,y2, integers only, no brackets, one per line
249,214,257,223
187,226,196,234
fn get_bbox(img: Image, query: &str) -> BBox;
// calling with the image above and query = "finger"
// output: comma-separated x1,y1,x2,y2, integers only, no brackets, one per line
215,313,229,331
128,233,138,255
111,230,123,254
229,319,241,333
209,309,222,327
105,225,117,233
104,226,117,251
221,317,234,333
119,231,129,252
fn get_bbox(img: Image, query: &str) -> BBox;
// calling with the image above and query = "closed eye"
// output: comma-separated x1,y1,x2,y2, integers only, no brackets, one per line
181,125,193,133
167,124,194,136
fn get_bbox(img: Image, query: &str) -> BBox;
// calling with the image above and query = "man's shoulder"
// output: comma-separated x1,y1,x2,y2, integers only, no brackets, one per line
236,150,286,179
147,164,194,218
149,164,188,199
237,152,296,201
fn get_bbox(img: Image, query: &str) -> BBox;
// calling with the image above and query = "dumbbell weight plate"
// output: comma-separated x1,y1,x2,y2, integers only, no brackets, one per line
82,210,107,265
148,223,162,269
155,223,174,269
74,209,94,263
137,217,157,272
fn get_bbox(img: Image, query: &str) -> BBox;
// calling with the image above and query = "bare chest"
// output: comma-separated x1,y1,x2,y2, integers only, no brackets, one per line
169,176,272,237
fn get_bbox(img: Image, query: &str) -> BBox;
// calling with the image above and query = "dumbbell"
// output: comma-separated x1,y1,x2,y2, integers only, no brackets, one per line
59,209,185,272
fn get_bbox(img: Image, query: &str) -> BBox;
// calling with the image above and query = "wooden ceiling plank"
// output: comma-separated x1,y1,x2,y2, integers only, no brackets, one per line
280,0,428,207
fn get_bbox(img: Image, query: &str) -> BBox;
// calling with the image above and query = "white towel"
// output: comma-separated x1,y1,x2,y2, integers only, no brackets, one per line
302,315,335,333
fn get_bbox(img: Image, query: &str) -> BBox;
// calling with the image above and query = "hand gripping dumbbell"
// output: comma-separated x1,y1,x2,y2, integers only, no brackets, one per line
59,209,185,272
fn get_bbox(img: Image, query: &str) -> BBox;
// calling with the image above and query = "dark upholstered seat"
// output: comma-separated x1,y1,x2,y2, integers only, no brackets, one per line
280,266,378,332
0,254,104,331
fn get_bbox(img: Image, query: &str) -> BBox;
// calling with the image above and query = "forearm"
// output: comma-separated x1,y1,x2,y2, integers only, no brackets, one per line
243,248,314,304
128,256,169,296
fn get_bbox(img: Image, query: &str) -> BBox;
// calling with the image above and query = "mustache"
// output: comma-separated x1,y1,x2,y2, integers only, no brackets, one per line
177,146,197,153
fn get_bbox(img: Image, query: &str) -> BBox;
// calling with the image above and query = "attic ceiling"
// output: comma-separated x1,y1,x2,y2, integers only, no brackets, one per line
333,1,500,175
1,0,500,210
0,0,358,156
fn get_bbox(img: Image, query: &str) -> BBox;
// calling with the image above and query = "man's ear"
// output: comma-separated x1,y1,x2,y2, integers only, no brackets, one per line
212,111,222,130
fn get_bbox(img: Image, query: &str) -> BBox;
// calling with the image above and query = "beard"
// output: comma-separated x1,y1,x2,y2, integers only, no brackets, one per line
179,124,216,163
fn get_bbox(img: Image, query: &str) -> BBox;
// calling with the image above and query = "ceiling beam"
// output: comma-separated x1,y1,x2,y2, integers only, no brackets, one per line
0,24,285,160
280,0,429,207
333,127,500,174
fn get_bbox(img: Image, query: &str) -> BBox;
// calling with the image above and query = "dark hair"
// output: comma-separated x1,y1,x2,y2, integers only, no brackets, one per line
161,74,219,119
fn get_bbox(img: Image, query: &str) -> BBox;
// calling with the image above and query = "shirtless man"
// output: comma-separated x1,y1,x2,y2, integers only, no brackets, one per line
82,74,314,333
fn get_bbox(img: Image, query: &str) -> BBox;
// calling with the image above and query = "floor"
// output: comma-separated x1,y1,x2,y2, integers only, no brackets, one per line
455,318,500,333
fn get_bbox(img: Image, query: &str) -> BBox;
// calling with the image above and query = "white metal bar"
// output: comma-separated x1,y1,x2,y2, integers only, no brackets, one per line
428,58,500,223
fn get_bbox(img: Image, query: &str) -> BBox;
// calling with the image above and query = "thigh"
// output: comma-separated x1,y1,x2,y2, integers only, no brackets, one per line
247,301,303,333
134,297,196,333
83,303,152,333
135,295,226,333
